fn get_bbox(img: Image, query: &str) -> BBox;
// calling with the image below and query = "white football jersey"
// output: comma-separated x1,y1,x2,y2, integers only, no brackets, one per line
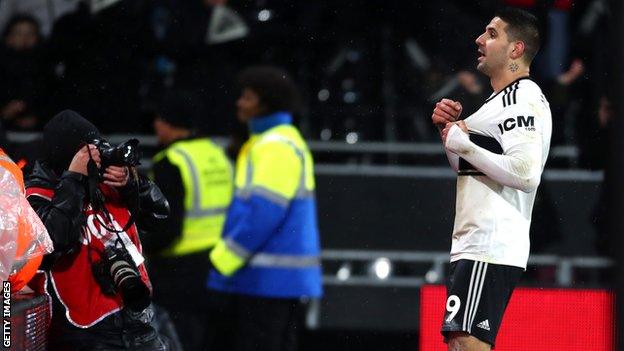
450,77,552,269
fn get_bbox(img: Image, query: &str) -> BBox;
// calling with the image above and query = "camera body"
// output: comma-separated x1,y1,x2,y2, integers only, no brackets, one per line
92,138,142,169
92,245,151,312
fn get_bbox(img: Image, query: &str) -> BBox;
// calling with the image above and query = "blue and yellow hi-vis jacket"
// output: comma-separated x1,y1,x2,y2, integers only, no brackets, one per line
208,112,322,298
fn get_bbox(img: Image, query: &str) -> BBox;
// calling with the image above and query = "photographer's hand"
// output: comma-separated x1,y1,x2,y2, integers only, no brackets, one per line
68,144,100,176
103,166,129,187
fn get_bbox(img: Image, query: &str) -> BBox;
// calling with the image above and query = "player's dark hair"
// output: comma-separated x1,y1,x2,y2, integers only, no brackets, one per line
237,65,301,115
495,7,540,64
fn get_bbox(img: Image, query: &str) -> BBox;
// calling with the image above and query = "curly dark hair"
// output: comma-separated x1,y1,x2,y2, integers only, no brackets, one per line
237,65,301,115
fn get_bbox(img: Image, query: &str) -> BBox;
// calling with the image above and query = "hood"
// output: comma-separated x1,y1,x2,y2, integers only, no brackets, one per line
42,110,100,174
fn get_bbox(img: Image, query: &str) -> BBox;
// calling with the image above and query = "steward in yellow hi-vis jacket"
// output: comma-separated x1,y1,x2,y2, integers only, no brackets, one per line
152,138,232,256
206,66,321,351
148,91,233,351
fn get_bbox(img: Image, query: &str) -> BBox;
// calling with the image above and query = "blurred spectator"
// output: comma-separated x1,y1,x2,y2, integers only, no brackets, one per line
449,70,489,116
47,1,153,133
546,58,585,145
592,96,611,257
0,14,54,131
572,0,611,167
597,96,612,129
159,0,248,136
147,91,233,351
526,0,573,82
388,0,493,141
0,0,80,37
556,58,585,86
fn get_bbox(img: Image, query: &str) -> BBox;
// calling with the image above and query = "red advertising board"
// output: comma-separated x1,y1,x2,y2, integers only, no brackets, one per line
420,285,615,351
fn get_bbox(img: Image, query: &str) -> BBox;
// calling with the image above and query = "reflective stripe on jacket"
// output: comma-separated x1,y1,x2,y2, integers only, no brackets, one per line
153,138,233,256
208,112,322,298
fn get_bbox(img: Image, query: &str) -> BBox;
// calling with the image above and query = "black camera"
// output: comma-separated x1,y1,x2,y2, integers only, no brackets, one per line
92,245,151,312
92,138,141,169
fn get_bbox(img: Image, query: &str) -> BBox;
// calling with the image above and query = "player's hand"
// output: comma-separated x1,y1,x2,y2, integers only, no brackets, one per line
441,121,468,145
68,144,100,176
432,99,463,126
102,166,129,188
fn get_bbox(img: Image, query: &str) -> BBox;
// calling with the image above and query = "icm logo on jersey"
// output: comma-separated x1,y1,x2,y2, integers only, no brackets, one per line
498,115,535,134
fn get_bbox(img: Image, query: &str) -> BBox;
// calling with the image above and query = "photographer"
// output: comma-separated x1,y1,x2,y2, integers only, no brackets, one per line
25,110,170,350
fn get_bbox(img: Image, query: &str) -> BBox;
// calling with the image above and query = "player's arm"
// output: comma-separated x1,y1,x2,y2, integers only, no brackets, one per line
441,137,460,173
432,99,462,172
443,105,544,193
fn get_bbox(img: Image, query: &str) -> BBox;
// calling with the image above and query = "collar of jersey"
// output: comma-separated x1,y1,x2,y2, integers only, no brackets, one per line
484,76,532,103
249,111,292,134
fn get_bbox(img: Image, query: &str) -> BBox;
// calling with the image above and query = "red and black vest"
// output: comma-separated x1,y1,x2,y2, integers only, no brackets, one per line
26,185,151,328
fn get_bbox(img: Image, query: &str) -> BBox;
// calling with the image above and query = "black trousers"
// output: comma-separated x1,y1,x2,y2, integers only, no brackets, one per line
203,291,305,351
48,305,168,351
149,252,211,351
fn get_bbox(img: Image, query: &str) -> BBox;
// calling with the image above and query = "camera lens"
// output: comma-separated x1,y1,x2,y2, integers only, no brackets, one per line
109,254,151,312
110,260,139,287
92,138,140,169
120,278,151,312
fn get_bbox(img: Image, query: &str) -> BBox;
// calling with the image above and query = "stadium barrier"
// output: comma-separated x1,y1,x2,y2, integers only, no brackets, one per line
3,293,49,351
315,250,613,331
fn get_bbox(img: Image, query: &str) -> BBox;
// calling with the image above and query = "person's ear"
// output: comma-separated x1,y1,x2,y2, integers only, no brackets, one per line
510,41,525,60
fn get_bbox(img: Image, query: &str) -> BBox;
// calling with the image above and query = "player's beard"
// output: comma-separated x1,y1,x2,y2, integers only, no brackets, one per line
476,61,493,78
476,49,491,75
476,54,505,78
476,61,488,74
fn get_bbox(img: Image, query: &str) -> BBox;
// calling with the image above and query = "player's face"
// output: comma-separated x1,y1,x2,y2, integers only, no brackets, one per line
475,17,513,76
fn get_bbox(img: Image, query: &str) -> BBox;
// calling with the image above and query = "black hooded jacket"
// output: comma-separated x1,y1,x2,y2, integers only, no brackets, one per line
26,160,170,261
25,110,170,263
26,160,87,258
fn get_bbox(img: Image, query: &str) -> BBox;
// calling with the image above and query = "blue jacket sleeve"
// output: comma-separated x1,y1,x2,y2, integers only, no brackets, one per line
210,140,302,275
